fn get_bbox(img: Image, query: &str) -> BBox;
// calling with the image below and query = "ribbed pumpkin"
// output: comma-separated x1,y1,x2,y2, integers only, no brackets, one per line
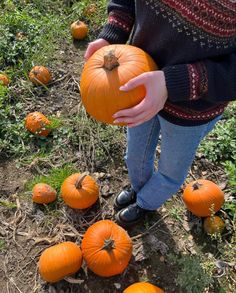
32,183,57,204
182,179,224,217
38,241,83,282
25,111,51,137
80,44,157,124
0,73,10,86
123,282,165,293
29,65,51,85
61,173,99,209
71,20,88,40
203,216,225,235
81,220,133,277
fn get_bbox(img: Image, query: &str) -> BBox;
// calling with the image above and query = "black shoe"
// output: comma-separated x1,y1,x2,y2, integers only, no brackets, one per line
114,188,137,210
116,203,151,228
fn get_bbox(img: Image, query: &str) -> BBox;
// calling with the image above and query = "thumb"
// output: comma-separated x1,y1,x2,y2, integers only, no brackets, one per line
120,73,146,91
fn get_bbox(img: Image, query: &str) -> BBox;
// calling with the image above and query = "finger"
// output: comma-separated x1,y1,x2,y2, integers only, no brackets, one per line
84,45,96,61
127,115,153,128
114,109,152,125
113,98,148,119
119,73,147,91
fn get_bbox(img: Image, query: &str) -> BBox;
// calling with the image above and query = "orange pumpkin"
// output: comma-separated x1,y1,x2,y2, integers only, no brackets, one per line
61,173,99,209
29,66,51,85
182,179,224,217
25,111,51,137
81,220,133,277
32,183,57,204
80,44,157,124
71,20,88,40
39,241,83,282
0,73,10,86
203,216,225,235
123,282,165,293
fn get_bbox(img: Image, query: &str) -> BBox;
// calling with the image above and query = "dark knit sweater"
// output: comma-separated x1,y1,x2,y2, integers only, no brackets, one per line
98,0,236,126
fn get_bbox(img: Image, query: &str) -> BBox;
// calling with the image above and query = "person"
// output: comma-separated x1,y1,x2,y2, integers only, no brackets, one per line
84,0,236,228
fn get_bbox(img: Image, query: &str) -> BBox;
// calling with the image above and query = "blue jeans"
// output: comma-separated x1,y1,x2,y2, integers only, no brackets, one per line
125,115,222,210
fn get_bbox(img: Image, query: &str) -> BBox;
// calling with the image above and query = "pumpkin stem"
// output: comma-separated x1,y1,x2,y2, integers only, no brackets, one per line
103,50,119,71
192,182,202,190
75,172,87,190
102,238,115,251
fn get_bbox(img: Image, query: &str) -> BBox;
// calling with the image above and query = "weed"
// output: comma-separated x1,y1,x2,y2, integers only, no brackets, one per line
168,253,213,293
199,117,236,163
0,199,17,208
224,158,236,194
0,239,6,252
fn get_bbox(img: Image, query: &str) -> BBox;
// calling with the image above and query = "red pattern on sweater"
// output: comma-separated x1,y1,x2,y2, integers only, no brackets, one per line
162,0,236,37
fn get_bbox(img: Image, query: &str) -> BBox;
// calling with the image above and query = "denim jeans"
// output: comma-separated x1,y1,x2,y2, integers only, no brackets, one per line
125,114,222,210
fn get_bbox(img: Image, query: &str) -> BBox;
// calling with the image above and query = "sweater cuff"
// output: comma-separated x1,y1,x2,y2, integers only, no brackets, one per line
163,64,190,102
98,24,130,44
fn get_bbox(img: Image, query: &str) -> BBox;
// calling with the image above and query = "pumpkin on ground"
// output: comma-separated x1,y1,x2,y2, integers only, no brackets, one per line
123,282,165,293
0,73,10,86
203,215,225,235
25,111,51,137
182,179,224,217
38,241,83,282
80,44,157,124
71,20,88,40
29,65,51,85
32,183,57,204
81,220,133,277
61,172,99,209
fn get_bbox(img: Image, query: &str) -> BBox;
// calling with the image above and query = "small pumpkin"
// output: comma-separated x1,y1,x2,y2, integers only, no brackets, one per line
80,44,157,124
182,179,224,217
81,220,133,277
71,20,88,40
203,216,225,235
25,111,51,137
123,282,165,293
29,66,51,85
39,241,83,282
32,183,57,204
61,172,99,209
0,73,10,86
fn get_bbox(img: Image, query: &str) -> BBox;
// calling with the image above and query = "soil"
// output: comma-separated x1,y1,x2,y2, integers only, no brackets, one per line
0,39,233,293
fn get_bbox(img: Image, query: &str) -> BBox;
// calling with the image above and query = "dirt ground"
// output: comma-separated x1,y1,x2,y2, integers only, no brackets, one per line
0,39,234,293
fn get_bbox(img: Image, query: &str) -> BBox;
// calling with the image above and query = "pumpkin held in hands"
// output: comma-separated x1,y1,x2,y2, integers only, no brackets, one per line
182,179,224,217
25,111,51,137
0,73,10,86
32,183,57,204
29,66,51,85
80,44,157,124
81,220,133,277
203,215,225,235
71,20,88,40
39,241,83,282
123,282,165,293
61,173,99,209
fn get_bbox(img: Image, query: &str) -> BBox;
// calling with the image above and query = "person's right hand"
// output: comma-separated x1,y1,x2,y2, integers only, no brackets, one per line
84,38,110,61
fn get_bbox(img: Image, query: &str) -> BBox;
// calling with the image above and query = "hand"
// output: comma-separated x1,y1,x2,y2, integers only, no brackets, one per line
113,71,168,127
84,38,110,61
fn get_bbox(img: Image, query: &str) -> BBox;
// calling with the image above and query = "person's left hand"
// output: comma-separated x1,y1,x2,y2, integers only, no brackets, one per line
113,71,168,127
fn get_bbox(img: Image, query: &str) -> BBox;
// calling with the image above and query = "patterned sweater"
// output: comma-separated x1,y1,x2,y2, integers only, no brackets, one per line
98,0,236,126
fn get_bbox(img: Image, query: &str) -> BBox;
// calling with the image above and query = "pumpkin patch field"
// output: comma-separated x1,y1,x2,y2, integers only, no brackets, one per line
0,1,235,293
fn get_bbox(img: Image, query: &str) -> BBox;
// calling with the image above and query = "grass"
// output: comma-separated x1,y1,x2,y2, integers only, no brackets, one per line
0,1,235,292
25,164,78,193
